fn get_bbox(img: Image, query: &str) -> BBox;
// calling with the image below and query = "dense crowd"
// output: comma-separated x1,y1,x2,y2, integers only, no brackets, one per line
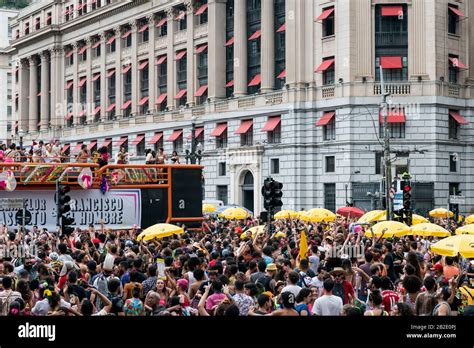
1,214,473,317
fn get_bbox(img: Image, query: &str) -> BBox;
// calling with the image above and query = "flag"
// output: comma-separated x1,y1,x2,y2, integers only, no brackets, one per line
299,230,308,261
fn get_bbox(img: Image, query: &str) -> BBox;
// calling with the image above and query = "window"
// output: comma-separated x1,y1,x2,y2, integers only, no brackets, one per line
217,185,228,205
449,116,459,139
240,126,253,147
448,5,459,35
216,129,227,149
325,156,335,173
176,55,187,106
219,162,226,176
322,57,335,85
449,183,460,196
173,135,183,153
322,7,335,37
323,117,336,141
153,134,164,153
35,18,40,30
108,73,116,119
176,7,187,31
109,39,116,53
449,154,458,172
124,32,132,48
271,158,280,174
136,135,146,156
449,54,459,84
196,1,208,24
324,183,336,213
375,56,408,82
380,122,406,139
375,152,383,174
267,123,281,144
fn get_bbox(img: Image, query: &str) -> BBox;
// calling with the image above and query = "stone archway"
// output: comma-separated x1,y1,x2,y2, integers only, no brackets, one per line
240,170,254,213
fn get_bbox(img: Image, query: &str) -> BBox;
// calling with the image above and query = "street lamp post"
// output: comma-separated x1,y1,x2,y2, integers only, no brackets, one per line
185,116,203,165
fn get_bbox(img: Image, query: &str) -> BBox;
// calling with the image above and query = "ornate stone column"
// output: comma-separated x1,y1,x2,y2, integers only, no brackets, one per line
147,14,157,113
18,59,30,132
28,56,39,132
166,9,176,110
208,0,227,100
40,52,50,130
261,0,275,92
233,0,248,96
185,1,195,107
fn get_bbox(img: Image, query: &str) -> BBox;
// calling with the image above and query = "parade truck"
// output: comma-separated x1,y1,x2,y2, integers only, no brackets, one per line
0,162,203,231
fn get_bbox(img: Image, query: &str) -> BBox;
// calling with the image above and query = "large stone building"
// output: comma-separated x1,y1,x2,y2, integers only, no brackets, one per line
8,0,474,216
0,7,19,144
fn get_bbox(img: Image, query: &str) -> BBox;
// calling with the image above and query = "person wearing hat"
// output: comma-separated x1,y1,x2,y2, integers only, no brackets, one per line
431,263,445,285
255,263,277,294
330,267,354,305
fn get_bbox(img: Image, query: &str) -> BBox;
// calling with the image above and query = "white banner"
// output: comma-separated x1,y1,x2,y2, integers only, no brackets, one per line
0,189,141,230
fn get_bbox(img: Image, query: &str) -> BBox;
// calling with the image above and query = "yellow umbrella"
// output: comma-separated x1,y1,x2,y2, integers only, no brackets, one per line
274,231,286,238
429,208,453,218
377,213,428,226
307,208,337,223
408,223,451,238
455,225,474,235
358,210,385,223
274,210,298,220
137,223,184,241
364,221,410,238
219,207,249,220
202,203,216,213
430,234,474,258
240,225,265,239
297,211,311,222
465,215,474,225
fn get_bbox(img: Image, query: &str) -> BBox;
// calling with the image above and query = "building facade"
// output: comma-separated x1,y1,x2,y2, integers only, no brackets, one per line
9,0,474,216
0,7,19,144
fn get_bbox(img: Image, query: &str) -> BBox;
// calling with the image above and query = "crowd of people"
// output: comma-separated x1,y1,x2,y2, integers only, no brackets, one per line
0,214,473,317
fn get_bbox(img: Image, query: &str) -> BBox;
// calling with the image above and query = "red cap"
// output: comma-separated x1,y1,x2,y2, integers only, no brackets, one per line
431,263,443,272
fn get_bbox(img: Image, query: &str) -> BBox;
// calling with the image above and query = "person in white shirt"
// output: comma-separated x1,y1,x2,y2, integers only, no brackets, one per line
281,271,302,298
312,278,343,316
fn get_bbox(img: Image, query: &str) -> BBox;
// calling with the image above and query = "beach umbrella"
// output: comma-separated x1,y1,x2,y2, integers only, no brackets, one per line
357,210,385,223
274,210,298,220
137,223,184,241
219,207,250,220
408,223,451,238
336,206,365,218
364,221,410,238
216,205,253,216
240,225,265,239
307,208,337,223
465,215,474,225
203,203,216,214
430,234,474,258
455,225,474,235
429,208,453,218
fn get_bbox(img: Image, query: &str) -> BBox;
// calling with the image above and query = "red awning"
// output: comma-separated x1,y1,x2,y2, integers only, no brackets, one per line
122,30,132,39
167,129,183,142
156,18,167,28
248,74,261,87
262,116,281,132
66,50,74,58
107,69,116,77
174,89,187,99
78,77,87,87
225,37,234,46
65,112,73,120
196,44,208,54
316,111,336,126
131,134,145,145
277,70,286,79
114,137,128,147
449,110,469,125
61,144,70,153
276,23,286,32
156,55,167,65
225,80,234,87
37,92,42,97
176,11,186,21
380,56,403,69
449,57,467,69
196,3,208,15
92,40,101,49
188,127,204,139
139,24,149,33
176,50,187,60
139,60,149,70
72,143,83,153
106,103,116,112
195,85,208,97
235,120,253,134
148,133,163,145
248,30,261,40
381,5,403,17
107,36,116,44
46,15,52,21
449,6,465,17
87,141,97,150
211,123,227,137
156,93,168,104
78,45,88,55
76,3,86,10
315,58,335,73
78,109,87,117
64,8,70,15
122,64,132,74
316,7,334,21
120,100,132,110
138,96,149,106
99,139,112,148
92,105,101,115
379,109,406,123
92,73,101,81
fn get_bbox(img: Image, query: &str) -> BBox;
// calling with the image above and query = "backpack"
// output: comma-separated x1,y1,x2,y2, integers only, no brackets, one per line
459,286,474,306
297,272,312,288
256,275,273,292
333,283,346,303
93,273,110,309
0,291,13,316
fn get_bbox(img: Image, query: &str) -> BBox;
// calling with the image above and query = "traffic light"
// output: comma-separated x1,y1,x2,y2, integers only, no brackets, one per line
57,184,75,235
272,180,283,209
401,177,412,226
261,178,284,212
